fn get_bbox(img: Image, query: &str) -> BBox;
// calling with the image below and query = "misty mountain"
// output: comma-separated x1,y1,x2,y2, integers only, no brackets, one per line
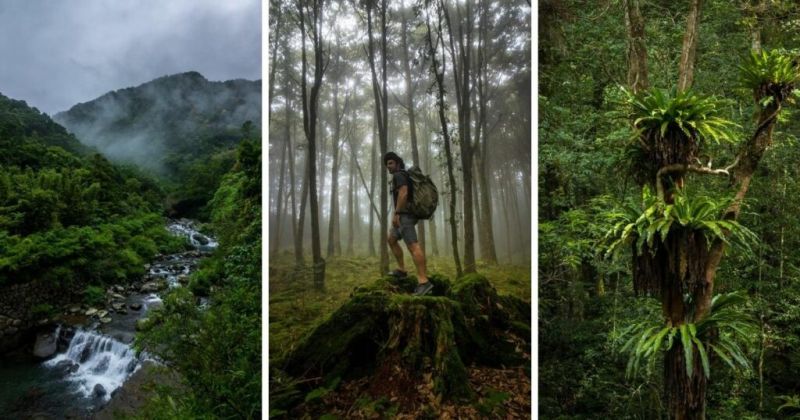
54,71,261,177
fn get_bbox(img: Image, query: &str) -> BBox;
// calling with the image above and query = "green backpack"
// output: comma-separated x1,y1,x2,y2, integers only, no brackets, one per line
403,166,438,220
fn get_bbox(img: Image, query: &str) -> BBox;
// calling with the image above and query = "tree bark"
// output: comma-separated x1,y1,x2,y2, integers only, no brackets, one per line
271,126,289,257
369,120,377,257
623,0,649,93
298,0,326,287
366,0,390,274
425,0,462,277
444,0,476,274
327,79,345,258
677,0,703,92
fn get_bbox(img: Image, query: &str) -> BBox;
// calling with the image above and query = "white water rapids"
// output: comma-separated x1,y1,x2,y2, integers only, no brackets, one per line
35,220,214,407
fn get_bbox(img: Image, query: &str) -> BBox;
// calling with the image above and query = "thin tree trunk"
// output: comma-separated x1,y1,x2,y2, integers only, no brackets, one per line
444,0,476,274
400,0,425,251
298,0,326,287
271,128,289,257
327,82,345,258
347,144,355,255
367,0,390,273
369,120,377,257
623,0,649,93
677,0,703,92
426,0,462,277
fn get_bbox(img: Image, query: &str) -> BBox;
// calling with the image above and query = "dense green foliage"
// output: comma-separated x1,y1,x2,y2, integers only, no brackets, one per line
540,0,800,417
135,137,262,419
0,92,183,290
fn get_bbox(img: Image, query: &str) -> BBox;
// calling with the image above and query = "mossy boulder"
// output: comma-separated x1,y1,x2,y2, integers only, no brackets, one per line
278,273,530,408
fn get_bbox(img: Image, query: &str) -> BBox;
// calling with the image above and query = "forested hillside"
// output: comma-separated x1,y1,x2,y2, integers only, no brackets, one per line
540,1,800,418
54,72,261,218
0,91,179,293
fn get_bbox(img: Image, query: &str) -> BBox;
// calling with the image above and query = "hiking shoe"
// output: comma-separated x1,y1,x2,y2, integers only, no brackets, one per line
413,281,434,296
387,269,408,278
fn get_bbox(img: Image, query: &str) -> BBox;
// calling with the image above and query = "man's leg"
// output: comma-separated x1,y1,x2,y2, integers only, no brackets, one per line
407,242,428,284
388,233,406,272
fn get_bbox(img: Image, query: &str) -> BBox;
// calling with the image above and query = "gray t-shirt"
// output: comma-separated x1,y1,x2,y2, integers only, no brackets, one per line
391,171,411,213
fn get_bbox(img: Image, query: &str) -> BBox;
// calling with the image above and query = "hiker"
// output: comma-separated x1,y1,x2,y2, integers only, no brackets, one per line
384,151,432,296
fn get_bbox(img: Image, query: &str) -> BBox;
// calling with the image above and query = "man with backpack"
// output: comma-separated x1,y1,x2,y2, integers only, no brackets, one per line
384,151,433,296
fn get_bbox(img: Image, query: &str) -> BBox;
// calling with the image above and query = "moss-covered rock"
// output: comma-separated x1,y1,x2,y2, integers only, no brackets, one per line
278,274,529,407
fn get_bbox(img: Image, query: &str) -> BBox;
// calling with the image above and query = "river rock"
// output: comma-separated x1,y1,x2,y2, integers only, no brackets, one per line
111,293,126,301
85,308,98,316
33,332,58,358
113,285,126,293
7,327,18,335
97,310,108,318
12,319,21,326
140,281,166,293
192,233,209,245
112,303,125,311
94,384,107,398
55,359,79,374
129,303,142,311
100,317,112,324
69,306,82,314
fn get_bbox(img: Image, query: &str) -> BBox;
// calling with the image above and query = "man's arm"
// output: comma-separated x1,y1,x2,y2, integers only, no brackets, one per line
395,185,409,213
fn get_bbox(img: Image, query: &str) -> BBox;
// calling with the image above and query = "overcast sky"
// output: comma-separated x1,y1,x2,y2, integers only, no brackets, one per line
0,0,261,115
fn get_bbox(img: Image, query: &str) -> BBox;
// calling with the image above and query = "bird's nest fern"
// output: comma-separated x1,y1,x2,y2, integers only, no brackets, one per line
618,291,756,380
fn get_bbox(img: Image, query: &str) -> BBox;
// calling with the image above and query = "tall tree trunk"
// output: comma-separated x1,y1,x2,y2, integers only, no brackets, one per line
272,128,289,257
677,0,703,92
327,82,345,258
473,1,497,264
425,0,462,276
424,125,440,257
297,154,309,266
367,0,390,274
369,120,377,257
499,168,513,264
268,0,282,121
298,0,326,287
400,0,425,251
347,144,355,255
444,0,476,274
623,0,649,93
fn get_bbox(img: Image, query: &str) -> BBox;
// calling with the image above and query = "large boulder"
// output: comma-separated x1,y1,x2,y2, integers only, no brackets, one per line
33,331,58,359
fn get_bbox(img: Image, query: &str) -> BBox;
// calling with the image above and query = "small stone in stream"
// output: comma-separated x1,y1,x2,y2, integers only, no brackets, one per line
97,310,108,318
94,384,107,398
69,306,81,314
129,303,142,311
33,332,58,358
112,303,125,311
192,233,210,245
85,308,98,316
114,285,126,293
117,309,127,315
100,317,112,323
111,293,126,301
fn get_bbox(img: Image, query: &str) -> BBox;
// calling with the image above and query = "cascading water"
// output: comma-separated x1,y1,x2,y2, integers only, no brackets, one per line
44,330,143,401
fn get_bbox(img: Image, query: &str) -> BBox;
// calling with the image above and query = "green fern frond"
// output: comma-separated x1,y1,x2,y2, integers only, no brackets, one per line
622,87,738,145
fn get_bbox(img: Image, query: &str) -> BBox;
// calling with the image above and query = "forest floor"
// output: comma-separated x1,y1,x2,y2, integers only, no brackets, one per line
268,253,532,418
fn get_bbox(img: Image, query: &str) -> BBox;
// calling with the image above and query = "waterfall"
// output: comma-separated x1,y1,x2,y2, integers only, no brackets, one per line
167,220,218,251
44,329,142,401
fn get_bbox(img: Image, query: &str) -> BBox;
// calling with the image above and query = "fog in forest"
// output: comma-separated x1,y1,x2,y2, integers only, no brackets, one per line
267,0,532,271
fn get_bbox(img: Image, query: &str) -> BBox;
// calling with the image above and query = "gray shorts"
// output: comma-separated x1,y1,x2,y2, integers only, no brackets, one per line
390,213,418,246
